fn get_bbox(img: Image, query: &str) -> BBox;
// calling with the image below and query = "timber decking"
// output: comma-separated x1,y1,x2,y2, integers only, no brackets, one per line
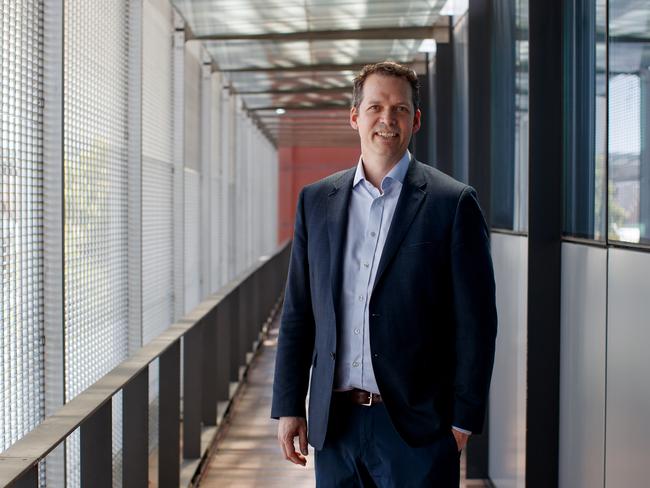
199,319,488,487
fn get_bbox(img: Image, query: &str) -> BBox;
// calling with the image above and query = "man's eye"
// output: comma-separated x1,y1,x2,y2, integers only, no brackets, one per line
368,106,379,111
397,106,409,112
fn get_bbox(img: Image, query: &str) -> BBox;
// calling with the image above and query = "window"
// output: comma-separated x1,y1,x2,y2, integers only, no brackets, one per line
608,0,650,245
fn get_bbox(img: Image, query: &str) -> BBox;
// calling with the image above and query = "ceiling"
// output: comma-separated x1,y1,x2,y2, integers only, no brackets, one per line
171,0,451,146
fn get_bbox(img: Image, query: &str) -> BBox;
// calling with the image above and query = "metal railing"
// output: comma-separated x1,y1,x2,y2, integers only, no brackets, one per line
0,242,291,488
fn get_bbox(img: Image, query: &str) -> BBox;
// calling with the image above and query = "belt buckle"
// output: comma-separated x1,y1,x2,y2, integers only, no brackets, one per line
361,391,373,407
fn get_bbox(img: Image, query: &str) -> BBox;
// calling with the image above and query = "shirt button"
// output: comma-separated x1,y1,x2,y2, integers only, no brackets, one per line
363,263,369,268
358,295,364,302
354,328,360,335
370,231,376,237
352,361,359,367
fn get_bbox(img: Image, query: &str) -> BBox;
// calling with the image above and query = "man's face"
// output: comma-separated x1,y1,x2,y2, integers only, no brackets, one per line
350,73,421,164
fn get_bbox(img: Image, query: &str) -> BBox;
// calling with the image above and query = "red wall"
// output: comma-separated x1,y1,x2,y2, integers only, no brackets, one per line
278,146,360,243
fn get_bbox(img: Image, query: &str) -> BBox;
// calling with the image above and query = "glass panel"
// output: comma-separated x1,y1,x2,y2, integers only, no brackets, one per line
608,0,650,244
563,0,607,240
489,0,528,231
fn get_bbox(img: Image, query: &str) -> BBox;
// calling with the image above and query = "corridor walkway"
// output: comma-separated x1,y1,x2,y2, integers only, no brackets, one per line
199,318,488,487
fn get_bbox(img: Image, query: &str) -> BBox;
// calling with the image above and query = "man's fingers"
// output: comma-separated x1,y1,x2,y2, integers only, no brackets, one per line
277,417,308,466
298,424,308,456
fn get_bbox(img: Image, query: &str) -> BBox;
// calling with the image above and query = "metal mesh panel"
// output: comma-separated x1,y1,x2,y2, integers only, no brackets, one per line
63,0,130,484
0,0,45,453
210,74,222,290
184,168,200,313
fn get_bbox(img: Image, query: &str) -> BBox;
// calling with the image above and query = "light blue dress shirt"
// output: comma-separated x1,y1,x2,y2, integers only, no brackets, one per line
333,151,411,394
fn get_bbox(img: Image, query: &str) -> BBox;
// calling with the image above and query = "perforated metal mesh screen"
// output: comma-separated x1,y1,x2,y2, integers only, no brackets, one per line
142,0,174,347
184,168,200,313
63,0,130,484
0,0,45,452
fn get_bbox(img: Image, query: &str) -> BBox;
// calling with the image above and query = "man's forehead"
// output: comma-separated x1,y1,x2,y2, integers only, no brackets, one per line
360,75,413,103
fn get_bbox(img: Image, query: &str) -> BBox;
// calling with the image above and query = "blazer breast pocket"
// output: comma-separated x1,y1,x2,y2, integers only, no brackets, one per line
399,241,440,254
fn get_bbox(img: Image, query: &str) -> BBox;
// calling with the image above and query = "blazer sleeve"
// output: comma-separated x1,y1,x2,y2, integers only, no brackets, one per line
449,186,498,433
271,188,316,419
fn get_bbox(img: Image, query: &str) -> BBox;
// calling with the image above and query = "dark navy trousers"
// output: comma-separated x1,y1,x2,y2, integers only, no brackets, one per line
315,396,460,487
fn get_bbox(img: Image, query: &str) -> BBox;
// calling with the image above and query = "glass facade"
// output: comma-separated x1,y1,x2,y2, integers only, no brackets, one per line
490,0,529,231
608,0,650,245
564,0,649,246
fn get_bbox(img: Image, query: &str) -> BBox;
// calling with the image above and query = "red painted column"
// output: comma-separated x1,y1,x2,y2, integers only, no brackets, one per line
278,145,360,243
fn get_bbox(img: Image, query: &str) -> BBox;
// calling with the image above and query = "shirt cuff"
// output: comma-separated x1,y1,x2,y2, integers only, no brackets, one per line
452,426,472,435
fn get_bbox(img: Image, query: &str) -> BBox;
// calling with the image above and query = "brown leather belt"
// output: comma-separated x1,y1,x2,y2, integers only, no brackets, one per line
336,388,383,406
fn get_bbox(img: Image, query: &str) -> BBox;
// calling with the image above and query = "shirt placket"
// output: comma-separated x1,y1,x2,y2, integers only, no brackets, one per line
357,183,385,391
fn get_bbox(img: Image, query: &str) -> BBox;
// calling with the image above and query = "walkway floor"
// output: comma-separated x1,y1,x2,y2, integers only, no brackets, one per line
199,318,489,487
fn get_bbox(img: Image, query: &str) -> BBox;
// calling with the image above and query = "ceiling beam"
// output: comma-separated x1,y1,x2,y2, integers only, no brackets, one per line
215,61,426,74
249,103,352,111
238,85,352,95
192,25,449,43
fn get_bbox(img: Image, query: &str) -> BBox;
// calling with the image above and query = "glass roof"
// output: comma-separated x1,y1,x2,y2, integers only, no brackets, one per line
171,0,449,145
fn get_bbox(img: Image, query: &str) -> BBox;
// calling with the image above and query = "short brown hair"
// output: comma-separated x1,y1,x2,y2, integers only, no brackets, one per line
352,61,420,110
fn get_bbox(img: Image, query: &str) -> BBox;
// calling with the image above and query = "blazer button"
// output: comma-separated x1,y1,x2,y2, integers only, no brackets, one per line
330,351,336,360
371,313,381,317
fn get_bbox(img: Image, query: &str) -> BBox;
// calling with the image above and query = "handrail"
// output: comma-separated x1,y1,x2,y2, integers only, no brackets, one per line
0,241,291,487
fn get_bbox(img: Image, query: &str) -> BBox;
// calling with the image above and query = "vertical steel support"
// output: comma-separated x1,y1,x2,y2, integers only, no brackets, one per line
183,324,203,459
435,27,454,176
216,302,231,401
229,289,240,382
466,0,492,478
123,368,148,488
526,0,563,486
80,401,112,488
14,466,38,488
202,309,219,425
159,340,180,487
238,278,250,365
43,0,66,483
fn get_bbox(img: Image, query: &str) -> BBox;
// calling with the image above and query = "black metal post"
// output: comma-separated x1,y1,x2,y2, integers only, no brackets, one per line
183,322,203,459
159,340,180,488
123,368,149,488
80,401,112,488
526,0,563,486
202,309,219,426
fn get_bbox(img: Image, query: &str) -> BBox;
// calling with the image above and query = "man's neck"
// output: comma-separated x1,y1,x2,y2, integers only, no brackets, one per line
361,155,402,190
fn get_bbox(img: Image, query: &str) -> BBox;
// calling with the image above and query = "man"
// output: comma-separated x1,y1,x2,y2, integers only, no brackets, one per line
271,61,497,487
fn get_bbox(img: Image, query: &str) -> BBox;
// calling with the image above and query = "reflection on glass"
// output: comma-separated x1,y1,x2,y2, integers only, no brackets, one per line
608,0,650,244
514,0,529,231
562,0,607,240
489,0,528,231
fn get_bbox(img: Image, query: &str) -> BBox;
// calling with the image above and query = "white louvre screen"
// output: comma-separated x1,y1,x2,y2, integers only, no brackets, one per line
142,0,174,346
0,0,45,453
63,0,130,485
210,74,222,291
184,42,201,313
184,168,200,312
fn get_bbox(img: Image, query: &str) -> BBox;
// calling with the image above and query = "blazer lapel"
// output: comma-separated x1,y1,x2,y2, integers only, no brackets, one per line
372,158,427,291
327,168,355,315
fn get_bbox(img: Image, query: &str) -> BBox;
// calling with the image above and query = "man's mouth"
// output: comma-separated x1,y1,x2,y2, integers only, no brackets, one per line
375,131,399,139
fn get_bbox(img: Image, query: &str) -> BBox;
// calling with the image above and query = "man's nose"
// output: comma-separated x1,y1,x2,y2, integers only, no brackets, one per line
379,108,397,125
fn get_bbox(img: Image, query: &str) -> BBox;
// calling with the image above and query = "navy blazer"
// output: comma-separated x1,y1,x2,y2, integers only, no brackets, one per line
271,158,497,450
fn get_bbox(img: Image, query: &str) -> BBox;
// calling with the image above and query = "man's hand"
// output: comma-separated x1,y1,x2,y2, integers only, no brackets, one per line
451,428,470,452
278,416,309,466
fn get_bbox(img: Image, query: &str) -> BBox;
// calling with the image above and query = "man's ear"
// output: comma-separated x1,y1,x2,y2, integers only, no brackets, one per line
350,106,359,130
412,108,422,134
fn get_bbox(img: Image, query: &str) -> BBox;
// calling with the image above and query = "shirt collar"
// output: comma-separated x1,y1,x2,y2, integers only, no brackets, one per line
353,150,411,189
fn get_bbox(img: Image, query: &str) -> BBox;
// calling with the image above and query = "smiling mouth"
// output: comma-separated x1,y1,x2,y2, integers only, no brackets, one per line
375,130,399,139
